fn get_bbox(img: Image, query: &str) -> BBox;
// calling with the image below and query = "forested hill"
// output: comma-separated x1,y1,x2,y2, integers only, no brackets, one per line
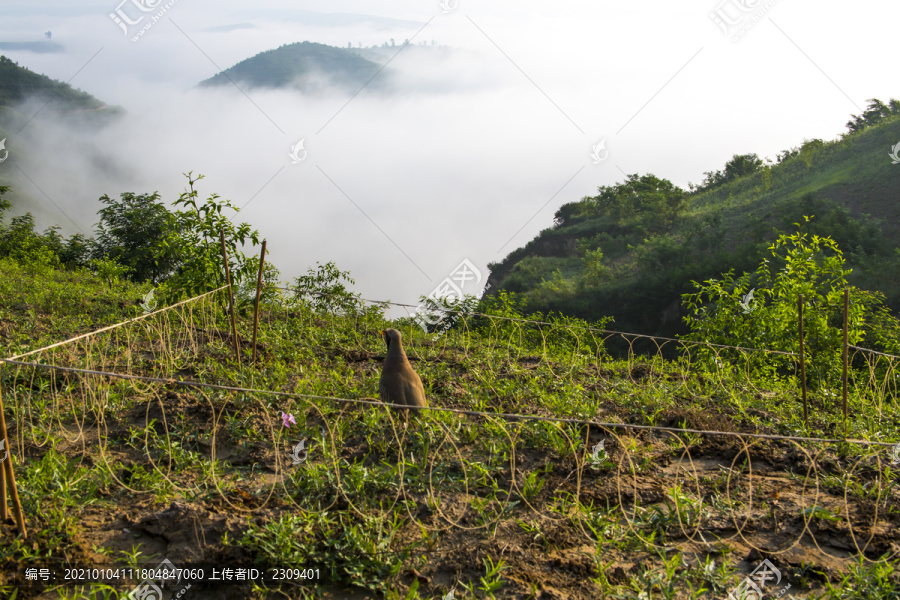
0,55,117,116
485,99,900,337
198,41,385,92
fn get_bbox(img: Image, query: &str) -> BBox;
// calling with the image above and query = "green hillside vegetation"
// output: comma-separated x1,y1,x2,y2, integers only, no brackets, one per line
3,172,900,597
199,41,386,91
0,55,118,115
486,99,900,337
0,53,123,165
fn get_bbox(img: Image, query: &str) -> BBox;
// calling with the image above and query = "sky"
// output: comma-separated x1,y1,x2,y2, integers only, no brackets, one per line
0,0,897,313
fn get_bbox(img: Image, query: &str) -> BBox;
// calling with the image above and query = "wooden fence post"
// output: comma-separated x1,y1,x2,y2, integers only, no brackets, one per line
799,295,808,429
842,287,849,421
219,230,241,363
0,373,27,537
252,240,267,363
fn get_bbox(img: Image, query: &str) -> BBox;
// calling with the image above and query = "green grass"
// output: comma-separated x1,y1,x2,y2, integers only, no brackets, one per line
0,256,144,356
1,256,900,598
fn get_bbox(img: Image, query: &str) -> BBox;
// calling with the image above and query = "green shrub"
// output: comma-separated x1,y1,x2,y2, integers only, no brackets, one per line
153,172,275,307
682,217,900,384
292,260,362,315
92,191,182,283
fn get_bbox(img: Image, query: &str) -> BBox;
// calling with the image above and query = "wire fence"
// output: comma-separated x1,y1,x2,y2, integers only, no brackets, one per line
2,281,900,584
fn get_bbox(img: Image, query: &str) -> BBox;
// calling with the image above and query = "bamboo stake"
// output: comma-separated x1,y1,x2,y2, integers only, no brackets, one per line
252,240,267,363
0,443,6,521
219,230,241,363
0,377,27,537
842,287,849,421
799,295,808,429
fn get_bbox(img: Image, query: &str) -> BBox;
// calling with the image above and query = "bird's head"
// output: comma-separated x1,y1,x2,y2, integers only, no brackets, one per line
382,328,401,350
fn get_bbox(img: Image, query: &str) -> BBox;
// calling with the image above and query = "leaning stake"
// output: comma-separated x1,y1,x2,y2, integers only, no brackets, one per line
219,230,241,363
0,373,27,537
842,287,849,421
252,240,267,363
799,295,808,429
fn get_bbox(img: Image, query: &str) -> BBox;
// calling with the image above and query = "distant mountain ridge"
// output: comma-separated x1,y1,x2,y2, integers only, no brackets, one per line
0,41,64,54
199,41,386,92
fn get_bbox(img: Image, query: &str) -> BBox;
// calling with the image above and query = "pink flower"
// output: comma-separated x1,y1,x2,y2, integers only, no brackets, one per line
281,411,296,428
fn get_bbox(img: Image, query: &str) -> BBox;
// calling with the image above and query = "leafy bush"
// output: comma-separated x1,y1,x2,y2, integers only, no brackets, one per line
682,218,900,384
412,293,480,335
553,197,596,228
231,255,282,317
472,290,530,338
845,97,900,135
87,256,130,288
153,173,272,306
633,234,685,270
291,261,362,315
0,192,62,273
700,153,764,190
587,173,687,230
577,231,628,259
92,191,182,283
56,232,93,269
578,248,610,289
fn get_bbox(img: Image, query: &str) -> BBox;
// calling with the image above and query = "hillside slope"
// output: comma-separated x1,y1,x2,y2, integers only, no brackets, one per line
486,112,900,337
0,55,120,119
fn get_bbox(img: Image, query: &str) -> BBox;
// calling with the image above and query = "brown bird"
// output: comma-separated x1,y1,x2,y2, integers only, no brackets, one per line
379,328,427,417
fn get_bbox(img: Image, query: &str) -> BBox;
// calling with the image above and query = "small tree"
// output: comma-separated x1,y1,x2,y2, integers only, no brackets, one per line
153,173,270,307
0,211,61,272
412,293,479,335
798,139,825,169
578,248,610,289
682,218,900,385
92,191,182,283
87,256,131,288
845,98,900,134
59,233,93,269
553,198,594,228
292,261,362,315
701,153,763,189
0,186,93,272
588,173,686,229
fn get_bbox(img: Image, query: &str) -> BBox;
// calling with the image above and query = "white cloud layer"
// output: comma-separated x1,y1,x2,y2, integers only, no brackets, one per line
1,0,898,309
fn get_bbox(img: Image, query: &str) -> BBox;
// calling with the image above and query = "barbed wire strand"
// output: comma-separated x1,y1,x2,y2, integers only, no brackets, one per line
5,286,228,362
4,286,900,573
849,344,900,361
276,284,800,357
1,357,894,448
